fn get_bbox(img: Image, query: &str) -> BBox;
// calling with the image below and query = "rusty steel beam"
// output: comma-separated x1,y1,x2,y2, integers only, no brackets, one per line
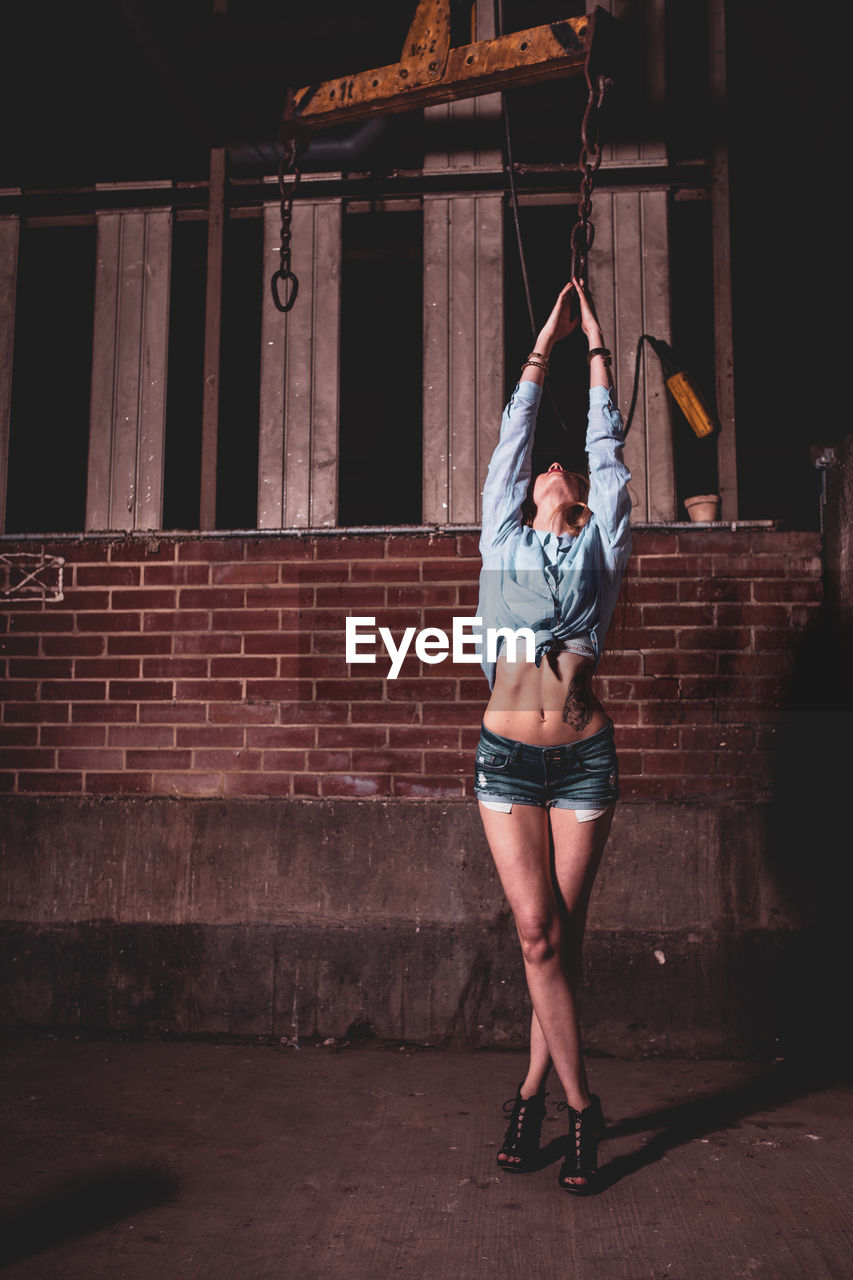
283,5,615,138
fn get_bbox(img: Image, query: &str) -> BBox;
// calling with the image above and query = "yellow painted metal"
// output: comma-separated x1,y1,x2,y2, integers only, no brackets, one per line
284,10,592,137
666,371,718,439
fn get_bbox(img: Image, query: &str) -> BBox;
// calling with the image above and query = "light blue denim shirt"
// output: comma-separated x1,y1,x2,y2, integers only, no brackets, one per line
477,380,632,688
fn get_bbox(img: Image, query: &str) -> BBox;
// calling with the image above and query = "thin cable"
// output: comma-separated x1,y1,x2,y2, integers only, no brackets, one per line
623,334,653,438
494,0,569,433
497,3,536,336
502,101,536,338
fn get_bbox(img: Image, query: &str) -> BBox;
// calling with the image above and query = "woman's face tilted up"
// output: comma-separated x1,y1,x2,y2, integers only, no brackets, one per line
531,462,588,518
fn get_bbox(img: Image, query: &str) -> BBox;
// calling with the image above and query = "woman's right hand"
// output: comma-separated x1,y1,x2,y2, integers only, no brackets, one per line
572,277,604,344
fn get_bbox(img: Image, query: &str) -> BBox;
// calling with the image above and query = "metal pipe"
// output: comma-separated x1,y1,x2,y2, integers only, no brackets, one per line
228,119,389,174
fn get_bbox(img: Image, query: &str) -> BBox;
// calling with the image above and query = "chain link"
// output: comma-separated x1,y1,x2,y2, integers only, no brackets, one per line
271,139,301,313
570,74,612,282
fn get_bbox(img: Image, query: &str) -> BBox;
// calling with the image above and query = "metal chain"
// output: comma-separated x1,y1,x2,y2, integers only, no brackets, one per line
271,140,301,313
570,73,612,282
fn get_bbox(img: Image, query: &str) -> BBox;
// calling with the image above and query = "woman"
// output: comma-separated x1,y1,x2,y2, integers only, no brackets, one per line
475,277,631,1194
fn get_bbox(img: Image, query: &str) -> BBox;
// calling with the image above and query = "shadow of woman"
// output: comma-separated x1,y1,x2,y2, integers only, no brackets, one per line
0,1164,179,1267
536,1058,836,1193
572,606,853,1194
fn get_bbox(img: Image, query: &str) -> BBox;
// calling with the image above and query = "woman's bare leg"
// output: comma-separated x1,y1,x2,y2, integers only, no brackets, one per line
479,803,611,1108
489,808,614,1100
495,806,614,1103
520,1010,552,1099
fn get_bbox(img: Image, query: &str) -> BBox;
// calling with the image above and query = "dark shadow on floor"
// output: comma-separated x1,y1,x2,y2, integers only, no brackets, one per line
601,1060,843,1191
0,1165,179,1268
534,1059,843,1193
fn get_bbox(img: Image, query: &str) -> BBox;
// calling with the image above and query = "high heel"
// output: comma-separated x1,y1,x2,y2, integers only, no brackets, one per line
557,1094,604,1194
496,1084,546,1173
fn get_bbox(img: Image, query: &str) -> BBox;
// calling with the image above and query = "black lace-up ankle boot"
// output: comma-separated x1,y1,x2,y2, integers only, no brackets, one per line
557,1093,605,1194
496,1084,547,1173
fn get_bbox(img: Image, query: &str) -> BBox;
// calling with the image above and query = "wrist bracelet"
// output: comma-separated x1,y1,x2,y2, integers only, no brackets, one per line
587,347,611,366
521,359,549,375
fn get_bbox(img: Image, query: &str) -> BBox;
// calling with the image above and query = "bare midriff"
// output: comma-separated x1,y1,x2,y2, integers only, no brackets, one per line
482,648,609,747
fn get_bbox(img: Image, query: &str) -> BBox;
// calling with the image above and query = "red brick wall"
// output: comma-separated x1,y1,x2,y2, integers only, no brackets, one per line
0,529,822,801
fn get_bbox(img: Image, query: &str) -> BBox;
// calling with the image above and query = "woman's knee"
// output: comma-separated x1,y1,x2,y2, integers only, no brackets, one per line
516,915,563,967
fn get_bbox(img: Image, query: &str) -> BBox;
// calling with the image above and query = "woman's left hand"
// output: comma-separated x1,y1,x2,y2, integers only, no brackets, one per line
540,281,579,346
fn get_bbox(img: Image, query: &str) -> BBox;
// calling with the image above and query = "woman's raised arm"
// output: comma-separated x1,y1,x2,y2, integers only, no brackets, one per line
480,282,581,552
572,276,612,392
519,281,579,388
573,277,631,556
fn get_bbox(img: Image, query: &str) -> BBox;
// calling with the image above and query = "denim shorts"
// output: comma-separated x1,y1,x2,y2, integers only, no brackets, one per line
474,720,619,811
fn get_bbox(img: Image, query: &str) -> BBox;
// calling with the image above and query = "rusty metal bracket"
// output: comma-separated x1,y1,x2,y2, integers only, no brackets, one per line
398,0,452,88
0,552,65,602
281,2,619,139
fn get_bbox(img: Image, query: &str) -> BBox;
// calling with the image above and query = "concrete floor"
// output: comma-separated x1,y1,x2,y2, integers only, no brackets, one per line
0,1033,851,1280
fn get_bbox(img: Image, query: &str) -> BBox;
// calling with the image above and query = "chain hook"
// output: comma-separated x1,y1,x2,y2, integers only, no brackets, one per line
270,137,301,313
570,73,612,282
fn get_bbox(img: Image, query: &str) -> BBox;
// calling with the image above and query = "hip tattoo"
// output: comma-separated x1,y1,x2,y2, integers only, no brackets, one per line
562,673,593,731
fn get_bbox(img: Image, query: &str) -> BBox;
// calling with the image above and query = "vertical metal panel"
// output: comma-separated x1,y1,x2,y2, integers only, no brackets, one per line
474,4,496,52
639,189,677,521
421,4,502,526
709,0,738,519
258,195,341,529
590,188,618,373
422,193,503,525
447,196,477,520
86,209,172,531
110,214,146,527
136,212,171,528
422,195,451,522
474,196,504,511
258,203,285,527
423,91,502,172
591,189,675,522
87,214,121,530
613,193,648,517
200,147,226,531
0,215,19,533
282,201,315,528
309,201,342,528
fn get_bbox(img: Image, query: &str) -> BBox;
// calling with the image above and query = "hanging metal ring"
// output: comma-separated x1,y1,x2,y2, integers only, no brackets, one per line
271,268,299,313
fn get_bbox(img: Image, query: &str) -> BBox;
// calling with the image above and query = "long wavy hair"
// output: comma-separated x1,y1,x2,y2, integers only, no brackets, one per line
522,470,592,537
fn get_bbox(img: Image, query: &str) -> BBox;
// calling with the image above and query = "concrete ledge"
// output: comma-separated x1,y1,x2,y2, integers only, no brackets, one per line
0,796,800,930
0,796,812,1055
